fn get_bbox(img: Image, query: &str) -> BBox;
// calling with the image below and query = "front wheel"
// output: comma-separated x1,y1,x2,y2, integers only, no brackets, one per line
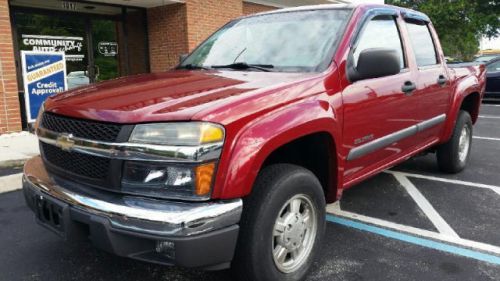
437,110,473,173
232,164,325,281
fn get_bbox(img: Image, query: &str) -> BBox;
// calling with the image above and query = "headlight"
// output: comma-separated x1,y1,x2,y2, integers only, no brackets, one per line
124,122,224,200
129,122,224,146
122,161,216,201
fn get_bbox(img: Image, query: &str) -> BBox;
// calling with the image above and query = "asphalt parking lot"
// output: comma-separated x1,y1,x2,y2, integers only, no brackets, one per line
0,104,499,281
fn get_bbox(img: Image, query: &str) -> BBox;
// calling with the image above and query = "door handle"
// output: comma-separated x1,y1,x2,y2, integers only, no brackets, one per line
401,81,416,95
437,75,447,86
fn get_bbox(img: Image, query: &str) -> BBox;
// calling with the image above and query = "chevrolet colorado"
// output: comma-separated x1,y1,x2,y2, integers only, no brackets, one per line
22,4,485,281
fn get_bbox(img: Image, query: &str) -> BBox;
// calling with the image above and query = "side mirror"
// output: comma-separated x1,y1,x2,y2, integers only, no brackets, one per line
347,48,401,82
179,53,188,63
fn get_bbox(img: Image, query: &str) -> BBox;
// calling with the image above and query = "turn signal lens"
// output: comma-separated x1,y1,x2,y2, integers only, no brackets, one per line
129,122,224,146
195,162,216,196
200,124,224,144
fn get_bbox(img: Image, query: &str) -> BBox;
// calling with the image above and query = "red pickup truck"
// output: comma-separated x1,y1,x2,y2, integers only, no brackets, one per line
23,3,485,281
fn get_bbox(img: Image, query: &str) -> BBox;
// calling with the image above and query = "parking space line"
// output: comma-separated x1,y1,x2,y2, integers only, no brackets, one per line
482,104,500,107
479,115,500,119
326,214,500,265
473,136,500,141
385,170,500,196
393,172,459,238
326,202,500,256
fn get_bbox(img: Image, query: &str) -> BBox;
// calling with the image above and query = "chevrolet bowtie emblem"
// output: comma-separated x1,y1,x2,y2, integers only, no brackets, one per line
55,134,75,151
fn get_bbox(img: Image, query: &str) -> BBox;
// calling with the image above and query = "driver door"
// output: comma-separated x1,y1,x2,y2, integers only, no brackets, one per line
342,14,420,184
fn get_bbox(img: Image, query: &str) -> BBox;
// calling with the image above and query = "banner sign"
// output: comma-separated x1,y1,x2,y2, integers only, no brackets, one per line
21,34,85,62
21,51,67,122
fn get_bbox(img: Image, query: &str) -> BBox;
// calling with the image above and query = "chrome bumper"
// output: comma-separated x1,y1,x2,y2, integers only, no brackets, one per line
23,156,242,237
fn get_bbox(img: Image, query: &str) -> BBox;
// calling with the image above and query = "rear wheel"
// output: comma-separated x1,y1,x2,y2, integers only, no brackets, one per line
232,164,325,281
437,110,473,173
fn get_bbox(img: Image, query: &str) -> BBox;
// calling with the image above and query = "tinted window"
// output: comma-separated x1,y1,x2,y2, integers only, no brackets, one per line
487,60,500,73
406,22,438,66
354,15,405,69
474,55,498,63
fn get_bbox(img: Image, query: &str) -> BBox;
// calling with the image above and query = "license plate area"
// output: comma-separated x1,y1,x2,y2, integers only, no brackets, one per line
35,194,67,235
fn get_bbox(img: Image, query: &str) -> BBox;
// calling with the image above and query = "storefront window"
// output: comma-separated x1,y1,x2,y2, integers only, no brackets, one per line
15,12,90,89
11,2,149,90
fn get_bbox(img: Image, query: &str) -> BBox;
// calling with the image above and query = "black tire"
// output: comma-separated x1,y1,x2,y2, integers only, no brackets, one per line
232,164,326,281
437,110,473,173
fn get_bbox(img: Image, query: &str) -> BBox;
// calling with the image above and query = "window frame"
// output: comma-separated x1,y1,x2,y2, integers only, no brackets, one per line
350,9,409,72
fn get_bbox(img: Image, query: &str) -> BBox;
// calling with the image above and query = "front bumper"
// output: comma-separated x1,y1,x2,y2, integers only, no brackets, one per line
22,156,242,269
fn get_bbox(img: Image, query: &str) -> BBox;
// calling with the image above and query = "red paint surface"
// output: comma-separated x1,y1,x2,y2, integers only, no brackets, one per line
43,4,486,201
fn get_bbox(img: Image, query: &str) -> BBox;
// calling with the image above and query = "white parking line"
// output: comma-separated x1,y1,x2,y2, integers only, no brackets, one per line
479,115,500,119
483,104,500,107
393,172,459,238
0,173,23,194
327,202,500,256
474,136,500,141
385,170,500,196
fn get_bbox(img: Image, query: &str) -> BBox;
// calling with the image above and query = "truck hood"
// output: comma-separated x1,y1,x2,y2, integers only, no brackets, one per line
45,70,318,124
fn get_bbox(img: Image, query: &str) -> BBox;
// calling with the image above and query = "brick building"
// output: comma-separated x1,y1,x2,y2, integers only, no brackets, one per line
0,0,338,133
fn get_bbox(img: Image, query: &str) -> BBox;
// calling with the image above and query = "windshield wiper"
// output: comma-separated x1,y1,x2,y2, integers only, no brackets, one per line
210,62,274,72
178,64,211,70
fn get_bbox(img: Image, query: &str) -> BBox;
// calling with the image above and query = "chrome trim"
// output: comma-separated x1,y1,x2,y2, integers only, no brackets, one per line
37,127,222,162
23,156,242,236
347,114,446,161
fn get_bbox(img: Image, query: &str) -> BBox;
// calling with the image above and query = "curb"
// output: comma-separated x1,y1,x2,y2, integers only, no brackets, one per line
0,173,23,194
0,159,28,169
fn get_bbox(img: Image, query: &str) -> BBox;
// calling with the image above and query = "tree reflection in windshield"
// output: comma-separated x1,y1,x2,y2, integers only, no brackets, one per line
180,9,351,73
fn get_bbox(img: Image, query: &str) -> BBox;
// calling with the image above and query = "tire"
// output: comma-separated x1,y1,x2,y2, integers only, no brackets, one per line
232,164,326,281
437,110,473,173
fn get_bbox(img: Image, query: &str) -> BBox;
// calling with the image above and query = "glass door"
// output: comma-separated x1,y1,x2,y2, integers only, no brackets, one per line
90,19,121,83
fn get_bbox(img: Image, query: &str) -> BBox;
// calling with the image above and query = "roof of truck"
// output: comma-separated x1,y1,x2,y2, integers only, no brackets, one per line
244,3,429,23
256,3,356,14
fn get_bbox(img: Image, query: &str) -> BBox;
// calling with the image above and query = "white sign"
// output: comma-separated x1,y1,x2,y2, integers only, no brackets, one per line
21,34,85,62
98,42,118,57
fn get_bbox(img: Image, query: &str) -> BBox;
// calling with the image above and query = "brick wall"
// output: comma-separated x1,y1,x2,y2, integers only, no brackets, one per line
0,0,21,133
147,3,189,72
185,0,243,51
147,1,245,71
123,9,149,75
243,2,277,15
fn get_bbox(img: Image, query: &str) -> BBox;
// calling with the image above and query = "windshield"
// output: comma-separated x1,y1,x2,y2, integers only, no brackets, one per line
180,9,351,72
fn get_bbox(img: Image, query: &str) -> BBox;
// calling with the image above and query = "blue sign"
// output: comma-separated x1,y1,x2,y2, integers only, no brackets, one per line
21,51,67,122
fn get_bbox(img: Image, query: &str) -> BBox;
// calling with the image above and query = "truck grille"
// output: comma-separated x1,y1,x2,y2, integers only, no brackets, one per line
41,113,122,142
41,143,110,180
39,113,129,186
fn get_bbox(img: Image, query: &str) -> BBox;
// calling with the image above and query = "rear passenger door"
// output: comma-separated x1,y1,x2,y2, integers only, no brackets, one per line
342,14,420,183
405,19,451,143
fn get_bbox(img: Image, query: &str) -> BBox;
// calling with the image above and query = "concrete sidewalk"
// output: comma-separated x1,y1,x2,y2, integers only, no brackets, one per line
0,131,39,168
